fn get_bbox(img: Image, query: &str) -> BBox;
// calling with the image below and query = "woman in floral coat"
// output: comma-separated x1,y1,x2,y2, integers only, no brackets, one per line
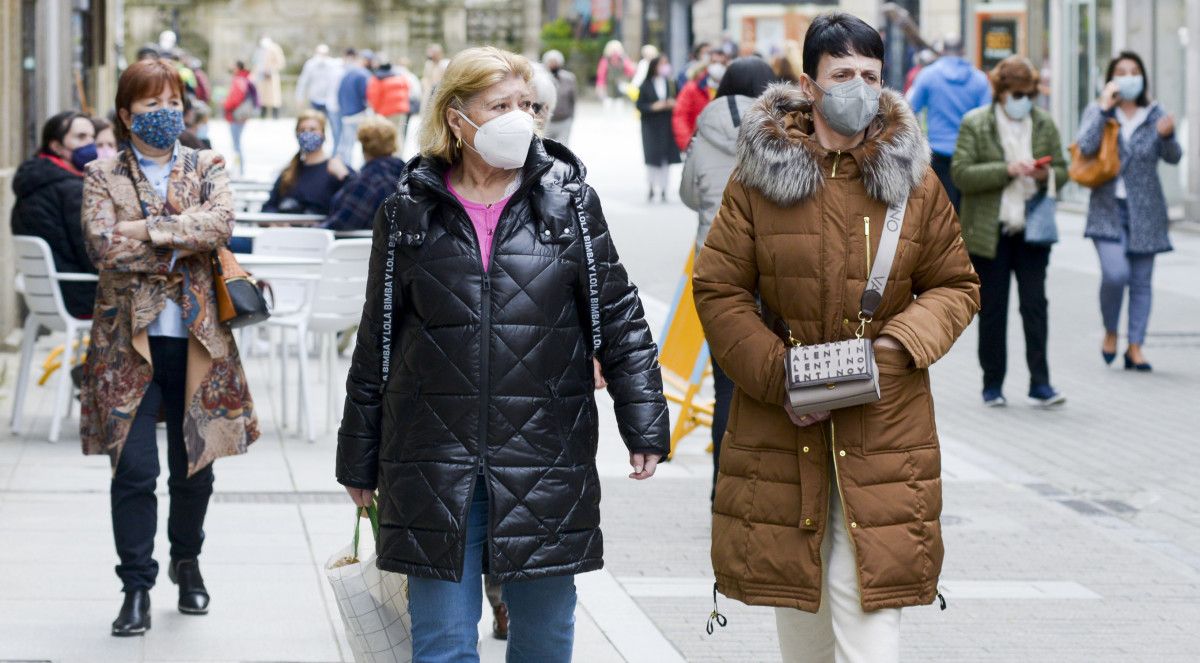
80,59,259,637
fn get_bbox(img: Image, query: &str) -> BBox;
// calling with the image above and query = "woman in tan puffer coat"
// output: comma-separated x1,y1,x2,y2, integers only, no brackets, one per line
693,12,979,662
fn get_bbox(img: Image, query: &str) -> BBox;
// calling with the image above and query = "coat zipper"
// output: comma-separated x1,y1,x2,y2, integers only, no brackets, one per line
830,150,843,178
827,419,867,603
863,216,871,274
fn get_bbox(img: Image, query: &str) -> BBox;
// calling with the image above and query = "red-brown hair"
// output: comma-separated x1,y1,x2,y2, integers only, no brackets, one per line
114,59,185,143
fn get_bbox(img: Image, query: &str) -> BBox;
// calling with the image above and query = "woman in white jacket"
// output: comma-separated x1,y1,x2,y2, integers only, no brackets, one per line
680,56,778,498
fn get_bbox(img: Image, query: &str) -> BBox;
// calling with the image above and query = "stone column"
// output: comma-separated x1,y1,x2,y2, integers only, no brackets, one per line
1187,1,1200,222
0,0,24,340
623,0,643,55
442,1,467,56
522,0,540,58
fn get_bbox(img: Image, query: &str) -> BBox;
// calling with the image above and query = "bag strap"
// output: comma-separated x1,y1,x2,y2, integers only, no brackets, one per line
727,96,741,129
763,196,908,345
351,503,380,559
573,192,602,357
380,200,400,387
857,197,908,326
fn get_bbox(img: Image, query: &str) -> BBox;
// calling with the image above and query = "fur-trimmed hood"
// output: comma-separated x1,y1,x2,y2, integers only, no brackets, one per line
734,83,930,207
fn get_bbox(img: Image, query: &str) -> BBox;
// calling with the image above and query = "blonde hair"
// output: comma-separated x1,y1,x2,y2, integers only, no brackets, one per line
358,117,398,159
418,46,534,163
280,109,328,195
603,40,625,58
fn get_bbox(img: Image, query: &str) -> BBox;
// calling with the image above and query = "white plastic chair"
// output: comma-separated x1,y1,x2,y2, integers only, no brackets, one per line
10,236,98,443
246,227,333,431
266,238,371,441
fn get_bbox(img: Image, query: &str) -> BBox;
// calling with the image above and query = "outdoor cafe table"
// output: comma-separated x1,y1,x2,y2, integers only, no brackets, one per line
235,212,325,225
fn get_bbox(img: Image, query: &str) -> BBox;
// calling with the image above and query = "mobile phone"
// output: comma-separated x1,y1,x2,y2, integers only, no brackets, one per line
1034,155,1053,168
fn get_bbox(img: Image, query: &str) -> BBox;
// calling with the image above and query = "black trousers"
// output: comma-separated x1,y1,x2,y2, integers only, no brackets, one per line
970,233,1052,392
710,358,734,502
930,152,961,213
111,336,214,591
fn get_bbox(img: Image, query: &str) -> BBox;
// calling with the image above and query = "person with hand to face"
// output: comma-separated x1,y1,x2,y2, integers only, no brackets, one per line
11,111,100,318
951,55,1068,408
262,109,352,215
336,46,669,663
80,59,259,637
636,54,681,202
693,12,979,662
1077,51,1183,372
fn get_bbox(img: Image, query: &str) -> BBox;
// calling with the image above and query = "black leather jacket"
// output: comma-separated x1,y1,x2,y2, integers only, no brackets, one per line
336,138,670,583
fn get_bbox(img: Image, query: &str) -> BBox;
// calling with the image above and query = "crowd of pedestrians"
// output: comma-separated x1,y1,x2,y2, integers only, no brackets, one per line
5,9,1188,663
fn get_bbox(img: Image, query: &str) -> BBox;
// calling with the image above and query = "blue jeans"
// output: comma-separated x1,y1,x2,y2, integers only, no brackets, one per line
407,479,577,663
229,122,246,174
1094,200,1156,345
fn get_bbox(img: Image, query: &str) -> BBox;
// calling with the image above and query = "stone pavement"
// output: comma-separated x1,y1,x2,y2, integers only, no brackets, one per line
2,100,1198,662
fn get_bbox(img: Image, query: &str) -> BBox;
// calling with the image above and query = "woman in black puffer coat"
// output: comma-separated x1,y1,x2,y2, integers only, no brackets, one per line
11,111,100,318
336,47,669,662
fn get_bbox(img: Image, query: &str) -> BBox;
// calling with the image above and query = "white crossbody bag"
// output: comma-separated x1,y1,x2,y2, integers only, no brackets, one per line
762,197,908,416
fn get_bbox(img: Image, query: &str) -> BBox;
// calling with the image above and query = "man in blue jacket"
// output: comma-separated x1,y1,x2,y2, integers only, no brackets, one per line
907,35,991,211
335,49,374,166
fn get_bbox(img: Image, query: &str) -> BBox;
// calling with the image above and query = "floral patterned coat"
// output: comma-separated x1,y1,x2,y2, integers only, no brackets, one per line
80,146,259,476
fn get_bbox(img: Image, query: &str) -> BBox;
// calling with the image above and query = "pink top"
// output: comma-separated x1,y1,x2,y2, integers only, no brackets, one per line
446,172,512,271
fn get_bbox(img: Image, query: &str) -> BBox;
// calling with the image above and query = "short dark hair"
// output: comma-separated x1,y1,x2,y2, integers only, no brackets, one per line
716,57,779,99
1105,50,1150,107
39,111,89,155
801,12,885,81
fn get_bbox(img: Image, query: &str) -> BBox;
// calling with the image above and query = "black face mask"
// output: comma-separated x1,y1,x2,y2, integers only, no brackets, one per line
549,65,561,74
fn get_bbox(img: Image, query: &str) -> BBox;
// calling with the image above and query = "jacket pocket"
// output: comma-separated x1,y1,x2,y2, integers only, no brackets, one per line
861,348,937,455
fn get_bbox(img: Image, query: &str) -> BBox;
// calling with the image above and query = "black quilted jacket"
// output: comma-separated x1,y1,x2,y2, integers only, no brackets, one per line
336,139,670,582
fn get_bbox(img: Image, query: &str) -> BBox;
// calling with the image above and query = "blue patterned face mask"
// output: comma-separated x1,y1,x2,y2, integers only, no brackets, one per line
297,130,324,154
130,108,184,150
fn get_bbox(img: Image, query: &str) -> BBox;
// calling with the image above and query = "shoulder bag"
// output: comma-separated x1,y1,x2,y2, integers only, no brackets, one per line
1068,117,1119,188
763,196,908,416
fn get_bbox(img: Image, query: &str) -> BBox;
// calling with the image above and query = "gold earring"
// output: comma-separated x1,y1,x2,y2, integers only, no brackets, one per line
456,136,462,149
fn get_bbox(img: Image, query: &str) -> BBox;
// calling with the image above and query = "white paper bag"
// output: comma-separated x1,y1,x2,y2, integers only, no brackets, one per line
325,506,412,663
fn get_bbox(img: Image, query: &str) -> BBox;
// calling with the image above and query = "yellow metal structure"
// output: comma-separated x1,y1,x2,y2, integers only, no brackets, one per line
657,250,714,459
38,337,89,386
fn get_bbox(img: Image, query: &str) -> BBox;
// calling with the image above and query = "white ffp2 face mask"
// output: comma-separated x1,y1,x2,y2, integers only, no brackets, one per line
456,109,534,170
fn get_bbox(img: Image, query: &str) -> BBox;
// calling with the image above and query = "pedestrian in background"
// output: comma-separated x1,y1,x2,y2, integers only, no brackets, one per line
693,13,979,662
421,43,448,111
295,44,343,117
10,110,98,318
321,117,403,231
222,60,257,176
81,59,259,636
679,56,777,499
636,54,680,202
264,109,352,216
92,117,119,161
903,48,936,93
630,44,659,92
335,49,373,166
336,46,669,663
252,36,286,119
952,55,1068,408
596,40,635,112
530,62,559,134
672,52,727,151
907,35,992,211
1077,51,1183,372
542,50,577,146
677,42,710,90
366,56,412,155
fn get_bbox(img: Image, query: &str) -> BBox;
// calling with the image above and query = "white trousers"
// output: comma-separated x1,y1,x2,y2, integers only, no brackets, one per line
775,481,902,663
646,164,670,193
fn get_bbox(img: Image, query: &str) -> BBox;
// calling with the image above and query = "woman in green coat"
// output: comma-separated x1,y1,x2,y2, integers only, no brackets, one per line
951,55,1068,409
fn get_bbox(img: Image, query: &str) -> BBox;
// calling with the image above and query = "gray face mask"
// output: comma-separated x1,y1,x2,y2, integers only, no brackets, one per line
811,77,881,137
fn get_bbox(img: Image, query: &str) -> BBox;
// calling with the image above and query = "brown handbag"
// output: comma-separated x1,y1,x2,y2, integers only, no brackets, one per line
212,247,271,327
1068,118,1120,188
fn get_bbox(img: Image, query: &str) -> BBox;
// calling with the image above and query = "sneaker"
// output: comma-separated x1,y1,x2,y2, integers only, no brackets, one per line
982,387,1007,407
1028,384,1066,407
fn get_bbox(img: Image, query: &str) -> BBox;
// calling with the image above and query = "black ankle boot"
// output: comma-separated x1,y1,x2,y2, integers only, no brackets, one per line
111,589,151,636
170,558,210,615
